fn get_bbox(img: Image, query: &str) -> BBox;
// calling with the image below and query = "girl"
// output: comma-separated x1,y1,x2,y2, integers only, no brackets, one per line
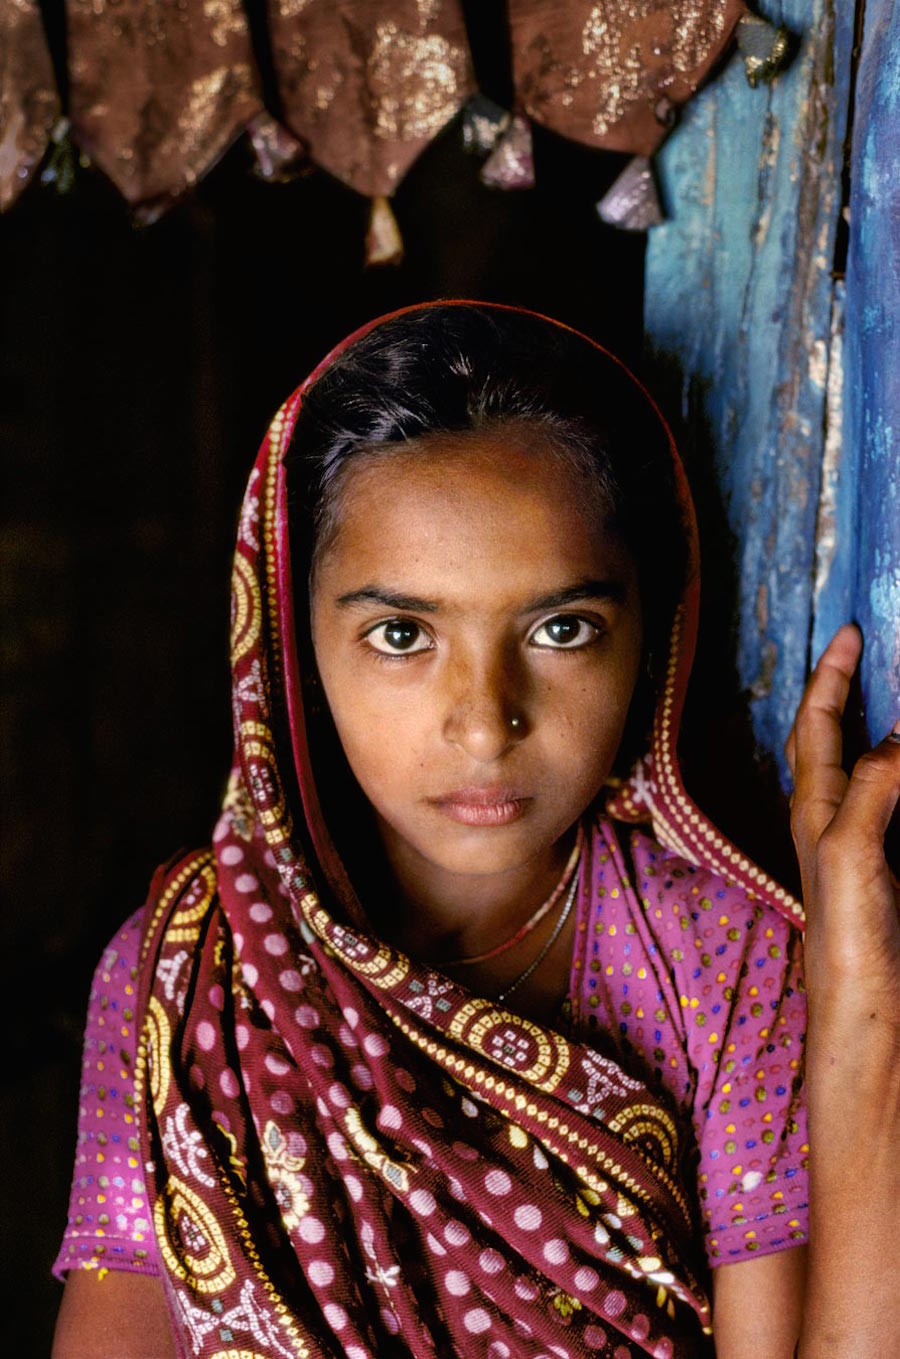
53,303,900,1357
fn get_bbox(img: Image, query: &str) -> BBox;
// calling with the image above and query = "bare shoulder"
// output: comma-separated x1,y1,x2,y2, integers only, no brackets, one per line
52,1270,175,1359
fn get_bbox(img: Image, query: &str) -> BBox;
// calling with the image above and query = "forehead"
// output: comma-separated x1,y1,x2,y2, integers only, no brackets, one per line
315,426,636,597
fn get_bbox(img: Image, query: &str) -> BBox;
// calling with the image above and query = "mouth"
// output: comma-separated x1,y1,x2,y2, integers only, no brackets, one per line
428,787,532,827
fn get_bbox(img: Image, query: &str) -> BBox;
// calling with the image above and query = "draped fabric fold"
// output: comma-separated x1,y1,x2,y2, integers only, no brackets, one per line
0,0,60,211
265,0,476,200
507,0,747,157
65,0,262,211
139,836,712,1355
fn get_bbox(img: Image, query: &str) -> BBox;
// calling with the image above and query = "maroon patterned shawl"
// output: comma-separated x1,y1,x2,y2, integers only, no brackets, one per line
137,303,802,1358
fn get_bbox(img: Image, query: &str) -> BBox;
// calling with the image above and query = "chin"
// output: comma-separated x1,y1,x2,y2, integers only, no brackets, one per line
415,819,567,877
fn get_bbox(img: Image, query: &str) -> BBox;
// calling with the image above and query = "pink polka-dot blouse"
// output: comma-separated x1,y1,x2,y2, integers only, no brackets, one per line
52,910,157,1279
53,820,808,1281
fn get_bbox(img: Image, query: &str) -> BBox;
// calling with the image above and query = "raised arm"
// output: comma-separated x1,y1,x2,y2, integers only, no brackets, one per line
786,623,900,1356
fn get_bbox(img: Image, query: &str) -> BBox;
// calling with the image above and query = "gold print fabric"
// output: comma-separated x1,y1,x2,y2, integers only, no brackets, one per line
231,553,262,666
0,0,60,210
66,0,261,208
210,1351,269,1359
343,1107,411,1192
267,0,476,197
168,860,218,943
202,0,247,49
260,1122,311,1232
155,1175,237,1294
448,999,571,1093
607,1101,680,1169
145,995,172,1117
509,0,746,156
368,23,469,143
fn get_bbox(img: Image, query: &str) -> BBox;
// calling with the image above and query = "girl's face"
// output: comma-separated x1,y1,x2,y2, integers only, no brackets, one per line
310,426,643,901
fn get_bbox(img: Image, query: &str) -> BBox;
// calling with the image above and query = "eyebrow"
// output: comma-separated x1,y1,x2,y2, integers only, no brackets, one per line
335,578,627,613
523,580,627,610
336,586,440,613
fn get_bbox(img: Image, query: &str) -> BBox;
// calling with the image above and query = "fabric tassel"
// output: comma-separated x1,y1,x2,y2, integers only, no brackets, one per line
247,112,309,183
461,94,511,156
736,14,793,87
0,0,60,211
479,112,535,190
365,195,404,267
39,118,80,196
596,155,664,232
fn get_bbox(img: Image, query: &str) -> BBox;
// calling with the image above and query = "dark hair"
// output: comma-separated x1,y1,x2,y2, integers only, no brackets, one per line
285,303,688,705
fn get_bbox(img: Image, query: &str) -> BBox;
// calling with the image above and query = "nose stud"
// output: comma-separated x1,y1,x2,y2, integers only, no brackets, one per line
509,715,523,730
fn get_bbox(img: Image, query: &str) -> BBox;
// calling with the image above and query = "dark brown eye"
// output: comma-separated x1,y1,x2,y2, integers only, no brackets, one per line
367,620,431,654
531,615,598,649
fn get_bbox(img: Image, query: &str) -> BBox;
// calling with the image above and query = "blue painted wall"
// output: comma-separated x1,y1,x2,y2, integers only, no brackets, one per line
644,1,867,781
814,0,900,743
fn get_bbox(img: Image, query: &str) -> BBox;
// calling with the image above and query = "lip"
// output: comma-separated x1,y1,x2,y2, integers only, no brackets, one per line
429,787,532,827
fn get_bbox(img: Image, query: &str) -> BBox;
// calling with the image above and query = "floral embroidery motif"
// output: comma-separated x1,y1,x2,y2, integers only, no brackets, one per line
162,1103,217,1189
156,950,190,1005
175,1279,297,1359
155,1176,236,1296
551,1289,583,1320
259,1122,310,1233
344,1106,411,1193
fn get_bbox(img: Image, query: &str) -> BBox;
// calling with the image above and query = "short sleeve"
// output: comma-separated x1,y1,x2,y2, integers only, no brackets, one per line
676,873,809,1265
52,910,160,1279
581,825,810,1270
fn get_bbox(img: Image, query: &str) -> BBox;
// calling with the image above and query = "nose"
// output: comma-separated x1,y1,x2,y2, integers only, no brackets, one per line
441,652,528,763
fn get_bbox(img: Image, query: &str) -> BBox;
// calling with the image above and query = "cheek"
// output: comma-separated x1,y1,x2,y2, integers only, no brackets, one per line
546,651,641,763
323,675,430,789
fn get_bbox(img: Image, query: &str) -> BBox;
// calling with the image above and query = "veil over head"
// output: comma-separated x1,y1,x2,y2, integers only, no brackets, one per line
136,302,801,1358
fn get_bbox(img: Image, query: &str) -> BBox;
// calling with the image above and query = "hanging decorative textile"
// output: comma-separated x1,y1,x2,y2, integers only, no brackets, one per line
735,13,792,88
365,193,405,265
65,0,263,215
461,94,511,157
506,0,746,158
266,0,476,261
479,110,535,190
595,154,664,230
0,0,60,211
246,110,309,182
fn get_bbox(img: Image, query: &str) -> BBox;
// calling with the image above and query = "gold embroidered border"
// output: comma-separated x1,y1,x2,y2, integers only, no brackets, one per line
154,1175,236,1295
381,1001,694,1228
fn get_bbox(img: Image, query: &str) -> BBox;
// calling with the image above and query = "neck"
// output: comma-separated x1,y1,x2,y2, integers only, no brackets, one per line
370,823,578,965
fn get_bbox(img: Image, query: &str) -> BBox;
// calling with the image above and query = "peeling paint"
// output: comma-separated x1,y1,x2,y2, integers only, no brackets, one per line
752,113,780,248
751,639,778,699
807,336,828,389
813,292,844,606
869,566,900,625
836,0,900,739
756,582,769,632
647,0,855,781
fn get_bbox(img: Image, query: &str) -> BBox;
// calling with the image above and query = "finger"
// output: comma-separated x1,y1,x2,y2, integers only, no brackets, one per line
809,729,900,952
791,624,862,842
824,724,900,849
